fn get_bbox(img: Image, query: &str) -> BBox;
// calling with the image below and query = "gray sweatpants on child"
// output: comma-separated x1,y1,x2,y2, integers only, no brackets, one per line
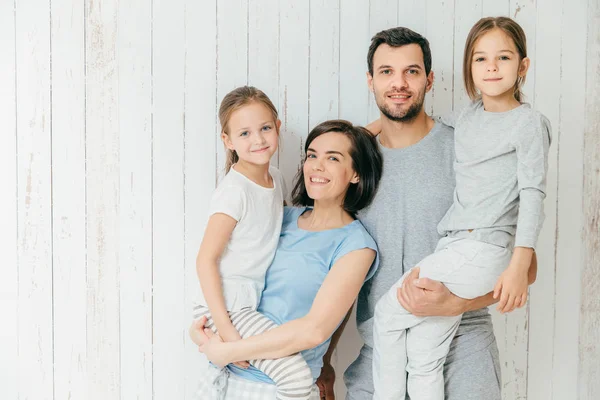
372,236,512,400
192,306,313,400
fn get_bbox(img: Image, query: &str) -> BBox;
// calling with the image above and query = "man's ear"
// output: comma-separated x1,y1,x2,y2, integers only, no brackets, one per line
425,70,435,93
221,131,234,150
367,71,374,93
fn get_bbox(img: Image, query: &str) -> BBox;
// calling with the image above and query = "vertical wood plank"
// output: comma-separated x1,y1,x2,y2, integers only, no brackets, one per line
15,1,54,398
0,2,18,399
183,0,218,397
553,0,587,397
152,0,186,398
278,0,309,193
426,0,455,116
452,0,482,110
309,0,340,127
368,0,398,121
216,0,249,178
527,0,561,399
339,0,370,126
397,0,427,37
51,0,87,399
335,2,370,395
118,0,153,398
580,1,600,398
85,0,121,398
482,0,510,16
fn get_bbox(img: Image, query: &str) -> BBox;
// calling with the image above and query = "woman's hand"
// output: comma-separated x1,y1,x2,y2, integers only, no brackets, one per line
190,317,250,369
199,329,233,369
396,268,467,317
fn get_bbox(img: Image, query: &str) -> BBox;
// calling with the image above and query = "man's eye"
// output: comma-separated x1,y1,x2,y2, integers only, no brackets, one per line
408,69,418,75
381,69,391,75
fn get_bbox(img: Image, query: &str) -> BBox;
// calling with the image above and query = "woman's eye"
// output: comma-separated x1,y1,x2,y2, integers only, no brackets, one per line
262,125,272,131
499,56,510,60
306,153,316,159
328,156,339,162
474,57,484,62
240,131,249,137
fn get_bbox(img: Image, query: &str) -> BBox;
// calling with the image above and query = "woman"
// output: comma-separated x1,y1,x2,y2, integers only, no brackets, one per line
191,119,383,399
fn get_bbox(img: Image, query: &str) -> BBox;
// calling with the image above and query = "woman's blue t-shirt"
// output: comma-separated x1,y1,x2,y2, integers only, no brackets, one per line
228,206,379,384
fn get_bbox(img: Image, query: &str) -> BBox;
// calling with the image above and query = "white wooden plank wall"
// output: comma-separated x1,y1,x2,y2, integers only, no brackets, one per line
1,1,597,399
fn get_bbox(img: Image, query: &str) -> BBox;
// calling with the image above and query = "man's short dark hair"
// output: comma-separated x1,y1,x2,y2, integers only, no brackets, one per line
291,120,383,215
367,27,432,76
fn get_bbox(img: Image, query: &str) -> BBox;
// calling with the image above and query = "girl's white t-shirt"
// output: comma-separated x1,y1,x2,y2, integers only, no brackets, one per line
197,165,286,311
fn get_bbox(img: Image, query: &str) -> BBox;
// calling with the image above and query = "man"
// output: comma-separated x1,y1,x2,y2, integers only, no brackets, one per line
317,27,535,400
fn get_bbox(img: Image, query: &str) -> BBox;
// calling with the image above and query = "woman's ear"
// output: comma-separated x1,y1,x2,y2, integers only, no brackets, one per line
350,172,360,184
221,131,235,150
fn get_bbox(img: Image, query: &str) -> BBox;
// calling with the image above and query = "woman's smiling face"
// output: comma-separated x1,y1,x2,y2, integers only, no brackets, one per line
303,131,359,204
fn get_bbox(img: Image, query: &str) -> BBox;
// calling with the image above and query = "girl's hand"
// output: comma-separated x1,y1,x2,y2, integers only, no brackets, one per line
199,329,232,369
365,119,382,136
493,266,529,313
191,318,250,368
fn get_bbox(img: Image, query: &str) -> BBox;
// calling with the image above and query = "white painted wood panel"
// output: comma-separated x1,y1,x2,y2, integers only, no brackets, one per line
580,2,600,399
15,2,53,399
553,1,587,398
85,0,121,398
309,0,341,125
51,1,87,399
152,0,186,398
426,0,455,116
183,0,218,398
118,0,153,398
527,0,562,399
0,3,18,399
277,0,309,194
5,1,599,399
339,0,370,126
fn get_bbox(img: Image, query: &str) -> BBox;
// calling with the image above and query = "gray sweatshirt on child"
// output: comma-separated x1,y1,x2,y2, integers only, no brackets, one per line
438,100,552,249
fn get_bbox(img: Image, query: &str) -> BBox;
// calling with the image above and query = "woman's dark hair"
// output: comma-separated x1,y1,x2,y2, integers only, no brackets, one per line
291,120,383,215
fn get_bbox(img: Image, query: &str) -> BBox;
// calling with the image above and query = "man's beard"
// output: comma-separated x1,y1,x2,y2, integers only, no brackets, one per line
376,89,425,122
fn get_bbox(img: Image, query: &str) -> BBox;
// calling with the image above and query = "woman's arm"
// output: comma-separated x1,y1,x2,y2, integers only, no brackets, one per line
196,213,241,341
200,248,376,367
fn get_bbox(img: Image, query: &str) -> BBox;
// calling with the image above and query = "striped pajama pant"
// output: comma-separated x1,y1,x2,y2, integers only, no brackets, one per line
193,305,313,400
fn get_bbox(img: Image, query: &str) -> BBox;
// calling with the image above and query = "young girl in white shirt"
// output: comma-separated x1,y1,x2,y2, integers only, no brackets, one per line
191,86,312,400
